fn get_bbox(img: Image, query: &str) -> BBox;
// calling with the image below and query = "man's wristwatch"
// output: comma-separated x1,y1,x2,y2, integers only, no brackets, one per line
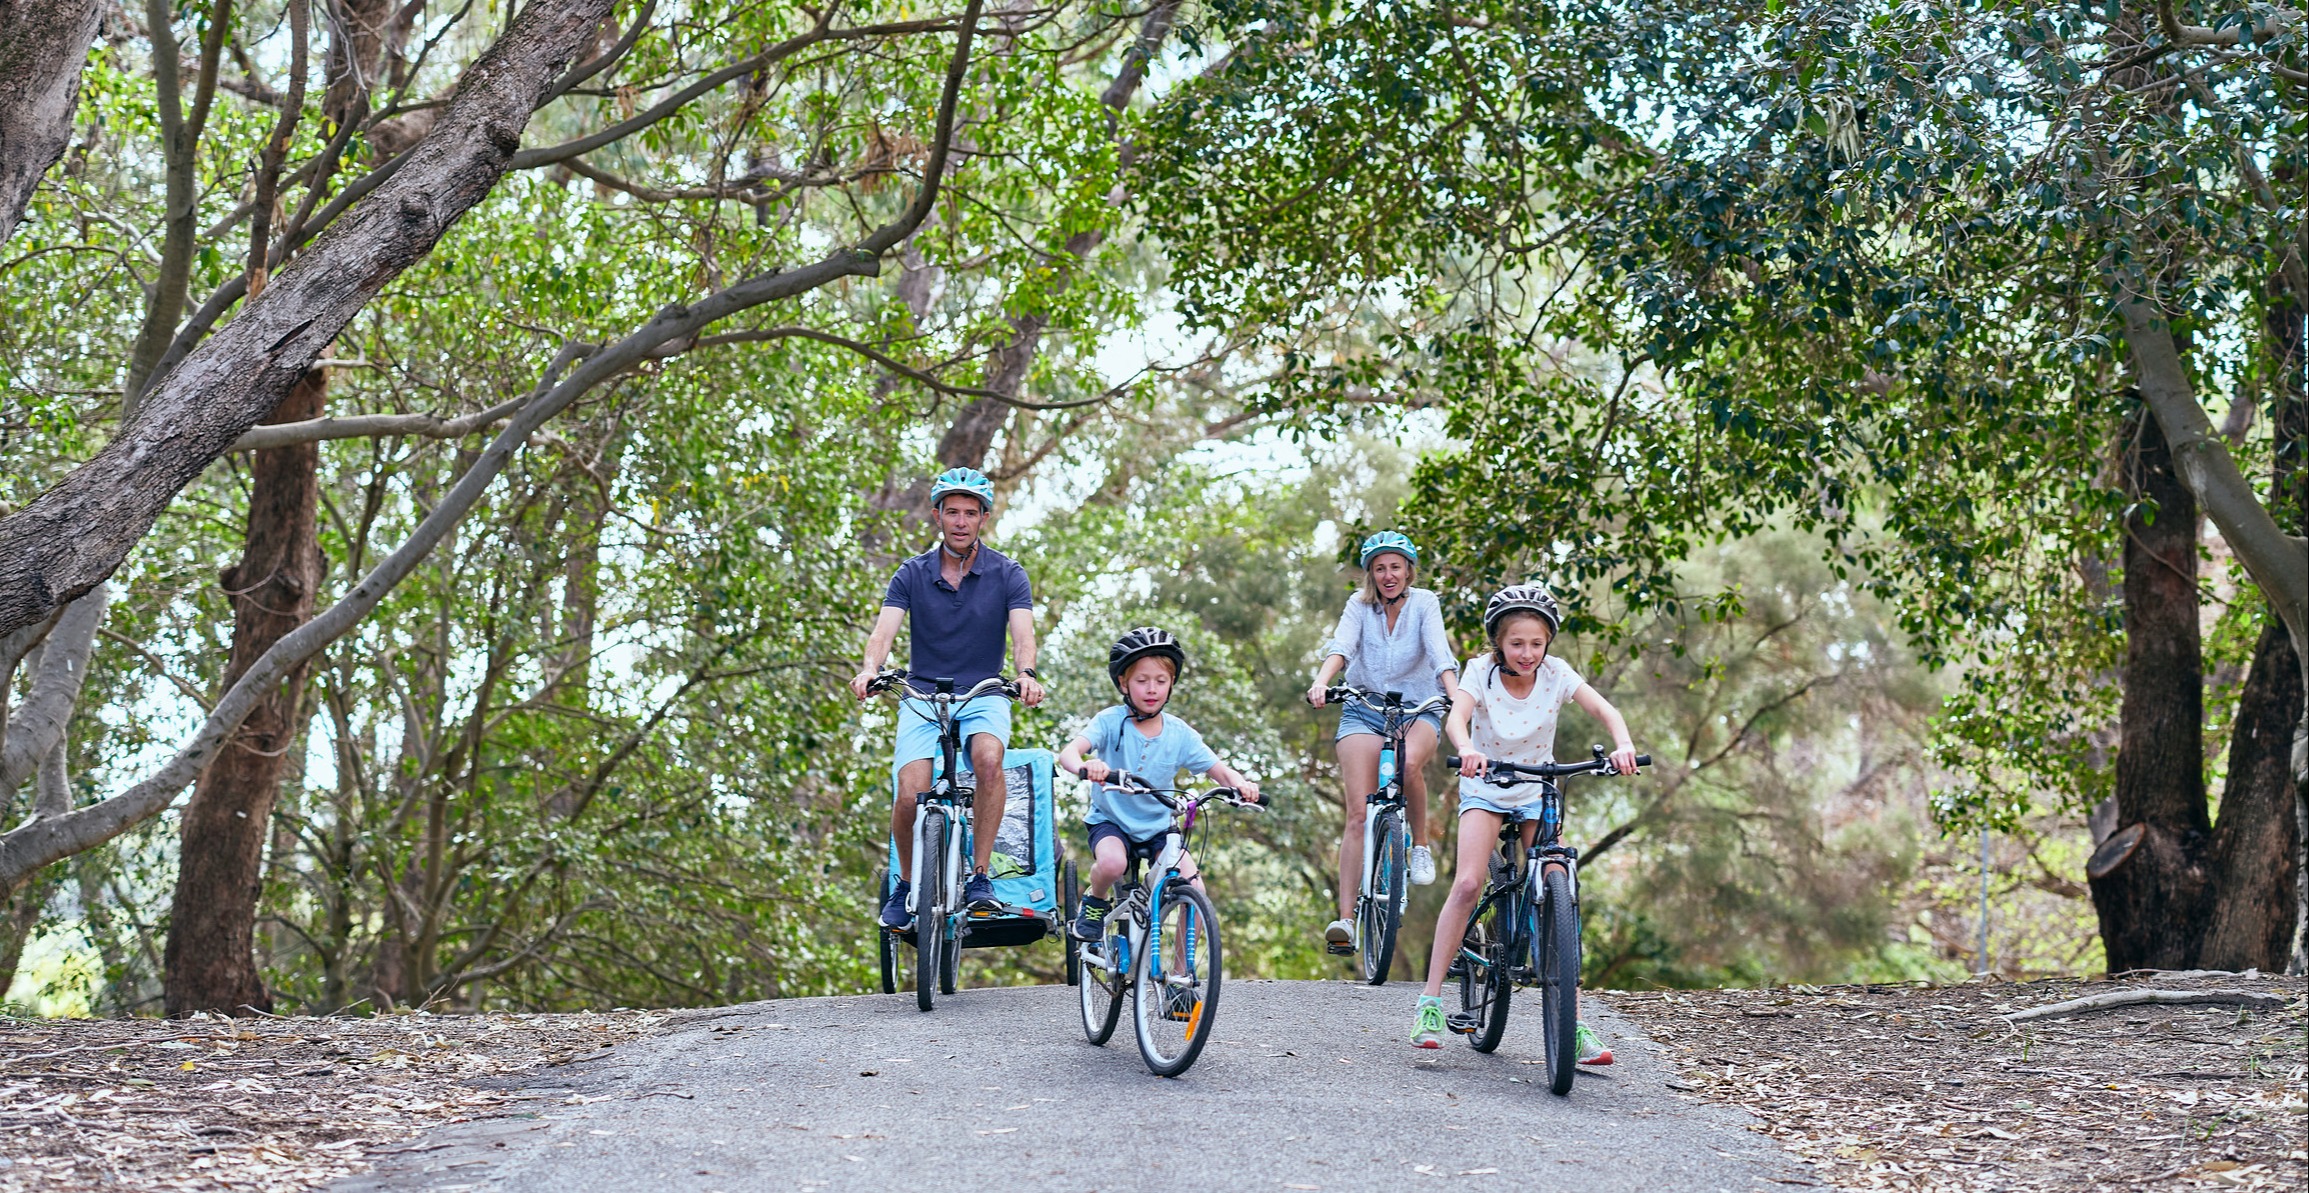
1018,667,1039,680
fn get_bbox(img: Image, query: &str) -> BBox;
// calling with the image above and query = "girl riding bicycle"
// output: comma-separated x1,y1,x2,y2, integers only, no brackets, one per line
1306,532,1461,952
1059,628,1262,941
1412,584,1638,1065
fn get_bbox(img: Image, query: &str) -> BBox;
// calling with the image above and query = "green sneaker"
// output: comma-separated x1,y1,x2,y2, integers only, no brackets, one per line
1575,1020,1614,1066
1411,996,1446,1049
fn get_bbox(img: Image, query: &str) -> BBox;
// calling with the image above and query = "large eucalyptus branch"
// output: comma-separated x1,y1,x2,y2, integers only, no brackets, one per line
0,0,101,244
0,0,987,893
0,0,621,643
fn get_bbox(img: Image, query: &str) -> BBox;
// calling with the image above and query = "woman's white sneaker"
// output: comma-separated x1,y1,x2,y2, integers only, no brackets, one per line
1408,845,1436,885
1324,918,1354,954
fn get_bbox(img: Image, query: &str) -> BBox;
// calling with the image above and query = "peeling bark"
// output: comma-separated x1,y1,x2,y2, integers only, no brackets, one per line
0,0,100,244
0,0,618,643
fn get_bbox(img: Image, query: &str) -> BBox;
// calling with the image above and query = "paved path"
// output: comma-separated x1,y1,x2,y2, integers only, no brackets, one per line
336,981,1811,1193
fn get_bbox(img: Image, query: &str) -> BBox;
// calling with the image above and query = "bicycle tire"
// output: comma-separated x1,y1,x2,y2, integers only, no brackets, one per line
1457,896,1512,1053
1539,865,1581,1095
1062,860,1082,987
1133,879,1222,1077
940,913,960,995
1360,809,1405,985
1077,907,1124,1046
875,868,897,995
915,807,947,1013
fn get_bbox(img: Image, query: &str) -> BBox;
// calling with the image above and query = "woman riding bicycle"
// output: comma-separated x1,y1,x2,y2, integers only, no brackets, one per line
1411,584,1637,1065
1306,532,1460,951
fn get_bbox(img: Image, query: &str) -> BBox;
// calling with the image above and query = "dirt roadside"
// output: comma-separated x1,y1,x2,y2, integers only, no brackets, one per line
1606,970,2308,1192
0,1008,662,1191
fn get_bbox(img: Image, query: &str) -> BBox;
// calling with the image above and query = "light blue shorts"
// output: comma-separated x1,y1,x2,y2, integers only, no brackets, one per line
1335,701,1444,743
896,695,1012,768
1456,777,1542,819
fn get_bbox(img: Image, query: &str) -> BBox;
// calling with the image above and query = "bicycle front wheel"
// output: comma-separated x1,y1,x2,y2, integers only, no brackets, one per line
1134,880,1221,1077
1456,896,1512,1053
1539,865,1581,1095
1359,809,1405,985
1062,860,1082,987
915,807,948,1013
1078,913,1125,1046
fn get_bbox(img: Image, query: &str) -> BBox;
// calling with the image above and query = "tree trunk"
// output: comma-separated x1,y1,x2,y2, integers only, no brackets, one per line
2201,620,2303,969
162,369,326,1017
2089,407,2210,972
0,0,100,245
0,0,618,643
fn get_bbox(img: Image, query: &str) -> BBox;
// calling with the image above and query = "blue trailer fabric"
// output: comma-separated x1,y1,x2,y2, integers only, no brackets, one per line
888,748,1058,914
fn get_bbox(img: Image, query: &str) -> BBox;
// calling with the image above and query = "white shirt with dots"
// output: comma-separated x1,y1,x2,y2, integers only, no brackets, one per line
1458,653,1584,805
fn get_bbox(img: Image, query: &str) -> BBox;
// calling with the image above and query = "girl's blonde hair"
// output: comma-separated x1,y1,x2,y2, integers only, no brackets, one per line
1354,558,1417,605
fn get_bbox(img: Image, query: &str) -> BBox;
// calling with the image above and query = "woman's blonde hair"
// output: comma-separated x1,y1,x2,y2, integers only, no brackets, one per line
1354,558,1418,605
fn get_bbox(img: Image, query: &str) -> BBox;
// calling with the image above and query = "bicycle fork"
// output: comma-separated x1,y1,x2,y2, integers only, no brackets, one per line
906,798,971,918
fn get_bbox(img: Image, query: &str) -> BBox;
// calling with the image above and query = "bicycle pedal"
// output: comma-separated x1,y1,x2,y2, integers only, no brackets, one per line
1444,1012,1480,1035
1325,942,1355,956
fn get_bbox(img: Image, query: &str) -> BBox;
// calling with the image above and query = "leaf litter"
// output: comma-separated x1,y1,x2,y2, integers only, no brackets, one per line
0,1007,661,1191
1607,971,2307,1192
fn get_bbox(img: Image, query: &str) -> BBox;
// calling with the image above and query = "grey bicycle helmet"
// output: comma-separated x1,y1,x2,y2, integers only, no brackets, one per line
1108,626,1187,688
1483,584,1563,636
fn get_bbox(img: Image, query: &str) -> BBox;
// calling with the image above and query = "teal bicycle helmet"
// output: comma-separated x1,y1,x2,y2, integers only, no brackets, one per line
928,466,995,511
1358,531,1419,568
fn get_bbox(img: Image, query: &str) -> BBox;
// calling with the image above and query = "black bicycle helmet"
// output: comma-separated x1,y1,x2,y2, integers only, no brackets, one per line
1483,584,1563,636
1108,626,1187,688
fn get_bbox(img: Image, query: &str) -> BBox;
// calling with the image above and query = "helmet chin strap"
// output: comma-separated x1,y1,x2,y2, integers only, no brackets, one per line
1125,691,1167,722
940,537,978,561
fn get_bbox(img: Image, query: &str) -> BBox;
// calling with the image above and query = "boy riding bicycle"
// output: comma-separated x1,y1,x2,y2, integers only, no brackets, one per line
1056,628,1262,941
850,467,1046,928
1413,585,1638,1065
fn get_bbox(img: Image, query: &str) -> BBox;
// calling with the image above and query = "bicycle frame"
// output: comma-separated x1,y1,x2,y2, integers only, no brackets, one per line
1076,776,1251,991
1335,689,1450,913
871,673,1013,918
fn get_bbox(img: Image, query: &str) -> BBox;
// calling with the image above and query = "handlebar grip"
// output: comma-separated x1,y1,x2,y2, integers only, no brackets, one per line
1636,754,1652,767
1445,755,1461,769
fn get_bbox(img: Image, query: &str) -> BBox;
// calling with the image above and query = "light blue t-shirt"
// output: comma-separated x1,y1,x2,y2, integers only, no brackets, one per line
1080,705,1219,841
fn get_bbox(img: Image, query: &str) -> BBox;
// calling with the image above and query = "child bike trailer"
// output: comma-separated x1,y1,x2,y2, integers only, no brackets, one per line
875,748,1072,993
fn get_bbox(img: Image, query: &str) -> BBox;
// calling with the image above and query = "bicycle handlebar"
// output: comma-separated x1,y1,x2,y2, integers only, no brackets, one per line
1322,686,1453,718
1445,745,1651,784
865,670,1020,703
1070,766,1268,810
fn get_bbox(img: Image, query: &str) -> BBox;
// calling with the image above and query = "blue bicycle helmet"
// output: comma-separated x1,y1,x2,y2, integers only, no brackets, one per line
928,466,995,512
1358,531,1419,568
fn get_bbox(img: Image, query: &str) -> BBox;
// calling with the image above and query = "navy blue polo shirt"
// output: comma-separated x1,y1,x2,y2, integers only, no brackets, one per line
882,544,1033,687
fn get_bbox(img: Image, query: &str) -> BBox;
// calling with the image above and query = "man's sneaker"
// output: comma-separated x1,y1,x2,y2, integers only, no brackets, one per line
1410,996,1447,1048
964,873,1000,914
1324,919,1354,955
1408,845,1436,886
1070,894,1112,941
879,880,914,930
1575,1020,1614,1066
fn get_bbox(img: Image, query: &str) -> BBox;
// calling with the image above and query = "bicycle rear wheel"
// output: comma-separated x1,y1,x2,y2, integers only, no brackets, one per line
1359,809,1405,985
1078,911,1125,1046
1455,896,1512,1053
914,807,947,1013
1134,880,1221,1077
1539,865,1581,1095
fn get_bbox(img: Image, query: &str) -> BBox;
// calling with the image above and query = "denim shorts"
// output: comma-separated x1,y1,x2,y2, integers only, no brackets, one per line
1335,701,1445,743
895,694,1011,767
1456,777,1543,819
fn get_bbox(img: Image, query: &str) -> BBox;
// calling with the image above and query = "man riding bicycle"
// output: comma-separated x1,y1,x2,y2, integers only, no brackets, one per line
851,467,1047,928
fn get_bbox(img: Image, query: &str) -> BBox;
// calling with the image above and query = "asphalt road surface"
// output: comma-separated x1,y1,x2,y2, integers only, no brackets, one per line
335,980,1811,1193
